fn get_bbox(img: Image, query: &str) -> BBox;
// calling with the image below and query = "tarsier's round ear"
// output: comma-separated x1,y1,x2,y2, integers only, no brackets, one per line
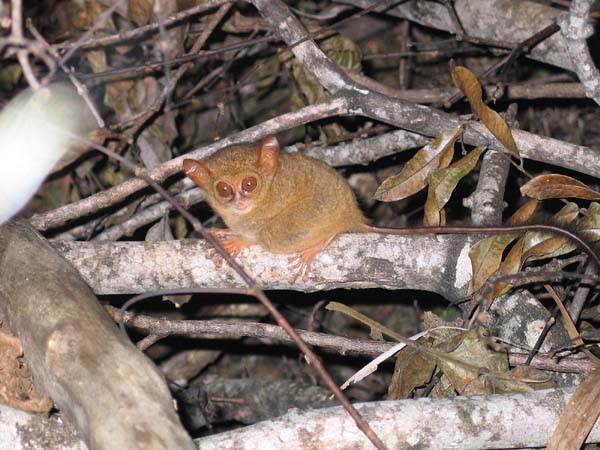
256,135,280,174
183,159,212,190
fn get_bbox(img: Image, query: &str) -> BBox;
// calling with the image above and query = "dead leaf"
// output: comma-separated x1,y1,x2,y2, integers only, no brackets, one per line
424,146,485,226
547,369,600,450
374,126,462,202
436,328,530,395
520,174,600,200
469,233,519,294
388,346,436,399
521,202,580,263
579,202,600,243
470,199,538,301
451,66,518,156
129,0,153,25
487,237,526,306
506,199,539,225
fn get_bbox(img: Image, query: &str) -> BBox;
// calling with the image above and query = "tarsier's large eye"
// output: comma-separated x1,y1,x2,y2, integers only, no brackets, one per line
241,176,258,193
216,181,233,199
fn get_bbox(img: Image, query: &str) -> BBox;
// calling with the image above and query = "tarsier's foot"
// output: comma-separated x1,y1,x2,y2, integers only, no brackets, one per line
287,236,335,283
288,253,311,283
207,229,247,268
208,228,236,240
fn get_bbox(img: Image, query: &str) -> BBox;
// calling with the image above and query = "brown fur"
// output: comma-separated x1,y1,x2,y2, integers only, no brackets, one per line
183,136,368,255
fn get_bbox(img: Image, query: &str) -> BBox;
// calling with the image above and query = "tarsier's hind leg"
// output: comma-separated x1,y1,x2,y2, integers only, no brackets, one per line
288,234,337,283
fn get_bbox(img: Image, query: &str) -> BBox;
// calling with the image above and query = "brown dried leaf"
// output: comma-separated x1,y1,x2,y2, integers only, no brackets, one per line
388,347,436,399
579,202,600,243
451,66,518,156
435,328,528,395
521,202,580,263
374,126,462,202
129,0,153,25
547,369,600,450
424,146,486,226
520,174,600,200
522,236,574,263
469,233,519,295
475,200,538,306
506,199,539,225
487,237,526,307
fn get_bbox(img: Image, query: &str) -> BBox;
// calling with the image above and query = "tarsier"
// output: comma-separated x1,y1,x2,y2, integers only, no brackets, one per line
183,135,599,282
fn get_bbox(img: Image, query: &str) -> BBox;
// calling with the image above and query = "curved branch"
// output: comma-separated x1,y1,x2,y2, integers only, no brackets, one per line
558,0,600,105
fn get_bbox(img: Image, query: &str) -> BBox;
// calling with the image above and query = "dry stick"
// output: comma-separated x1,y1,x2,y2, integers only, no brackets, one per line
442,21,561,108
11,0,39,89
569,264,596,321
112,3,231,153
82,0,394,84
56,0,232,51
58,1,123,66
81,34,276,84
106,305,597,375
69,134,388,450
26,21,105,128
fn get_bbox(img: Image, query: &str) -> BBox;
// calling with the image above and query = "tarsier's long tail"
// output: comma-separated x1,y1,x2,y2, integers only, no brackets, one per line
362,224,600,269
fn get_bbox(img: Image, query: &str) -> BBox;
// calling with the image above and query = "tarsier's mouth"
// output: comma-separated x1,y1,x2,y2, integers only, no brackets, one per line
230,196,253,213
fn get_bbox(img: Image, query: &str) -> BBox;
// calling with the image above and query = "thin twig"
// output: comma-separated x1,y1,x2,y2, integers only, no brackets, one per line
11,0,39,89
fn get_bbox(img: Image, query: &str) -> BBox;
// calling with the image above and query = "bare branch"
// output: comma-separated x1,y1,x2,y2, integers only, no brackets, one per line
336,0,574,70
55,233,493,299
196,388,600,449
0,220,195,450
558,0,600,105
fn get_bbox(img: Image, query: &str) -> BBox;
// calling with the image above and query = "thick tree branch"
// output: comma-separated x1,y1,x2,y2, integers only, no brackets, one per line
0,220,195,450
558,0,600,105
195,388,600,449
337,0,573,71
0,404,85,450
54,233,478,299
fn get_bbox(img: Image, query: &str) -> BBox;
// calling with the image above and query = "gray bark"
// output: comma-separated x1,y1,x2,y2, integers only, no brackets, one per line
54,233,478,300
196,388,600,450
0,219,195,450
